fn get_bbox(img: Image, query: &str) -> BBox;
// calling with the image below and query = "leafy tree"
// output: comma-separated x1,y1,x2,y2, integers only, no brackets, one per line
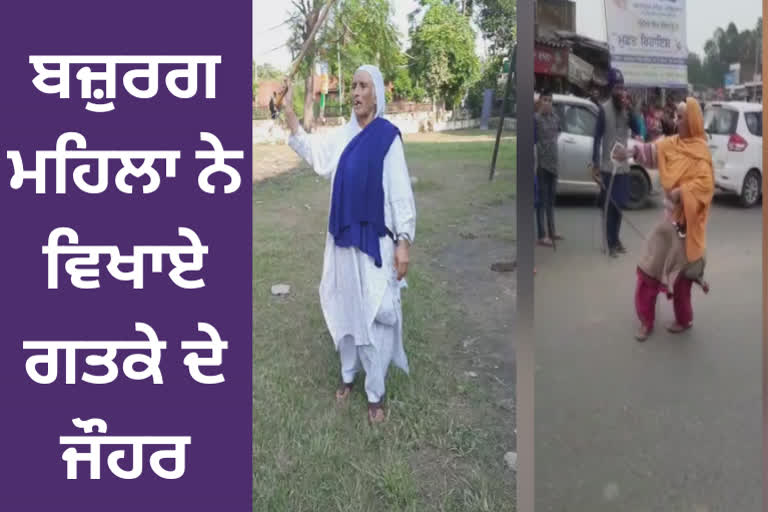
287,0,402,127
392,66,414,101
255,63,284,81
410,0,474,19
465,55,504,117
697,20,763,88
686,53,706,87
411,86,427,102
409,2,480,109
287,0,329,131
474,0,516,56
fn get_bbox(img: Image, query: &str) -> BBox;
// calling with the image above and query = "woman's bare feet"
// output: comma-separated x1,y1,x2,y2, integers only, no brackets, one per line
635,324,652,342
538,238,553,247
368,402,385,424
667,322,692,333
335,381,353,403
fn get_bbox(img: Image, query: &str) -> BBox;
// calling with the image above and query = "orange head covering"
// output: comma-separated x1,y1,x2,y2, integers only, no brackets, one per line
656,97,715,262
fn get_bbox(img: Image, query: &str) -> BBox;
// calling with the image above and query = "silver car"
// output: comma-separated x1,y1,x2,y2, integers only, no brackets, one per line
548,94,660,209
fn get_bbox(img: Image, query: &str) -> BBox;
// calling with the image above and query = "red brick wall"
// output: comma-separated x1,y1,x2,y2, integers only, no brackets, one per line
255,80,282,108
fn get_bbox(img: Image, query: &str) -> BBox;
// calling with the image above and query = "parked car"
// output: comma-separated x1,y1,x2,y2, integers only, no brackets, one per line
549,94,660,209
703,101,763,207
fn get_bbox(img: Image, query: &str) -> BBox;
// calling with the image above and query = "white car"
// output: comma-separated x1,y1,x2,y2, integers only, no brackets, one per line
548,94,660,209
704,101,763,207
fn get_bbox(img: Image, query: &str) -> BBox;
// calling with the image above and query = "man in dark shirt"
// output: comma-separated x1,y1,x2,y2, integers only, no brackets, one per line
269,91,278,119
591,68,642,257
534,89,562,247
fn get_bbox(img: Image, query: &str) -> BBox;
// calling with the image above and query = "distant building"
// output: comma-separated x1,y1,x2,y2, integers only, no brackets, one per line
535,0,576,36
533,0,610,95
254,80,282,109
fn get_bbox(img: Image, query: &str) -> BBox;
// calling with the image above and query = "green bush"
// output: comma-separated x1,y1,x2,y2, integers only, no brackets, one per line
292,80,306,120
412,86,427,103
392,68,414,101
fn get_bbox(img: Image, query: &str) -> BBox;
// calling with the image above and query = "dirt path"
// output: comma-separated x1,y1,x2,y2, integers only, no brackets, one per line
432,198,517,432
253,144,303,182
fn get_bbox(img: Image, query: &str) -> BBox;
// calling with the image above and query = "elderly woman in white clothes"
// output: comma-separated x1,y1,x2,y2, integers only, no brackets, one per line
280,64,416,424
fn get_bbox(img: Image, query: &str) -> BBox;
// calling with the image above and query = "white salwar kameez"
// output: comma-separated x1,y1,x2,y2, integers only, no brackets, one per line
287,66,416,404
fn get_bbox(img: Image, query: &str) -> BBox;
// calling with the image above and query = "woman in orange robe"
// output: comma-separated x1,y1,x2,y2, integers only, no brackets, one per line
630,97,714,341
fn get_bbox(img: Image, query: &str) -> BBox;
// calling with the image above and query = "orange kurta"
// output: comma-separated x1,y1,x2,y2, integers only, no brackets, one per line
655,98,714,263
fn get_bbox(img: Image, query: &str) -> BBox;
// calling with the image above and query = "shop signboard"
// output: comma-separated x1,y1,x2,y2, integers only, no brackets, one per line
604,0,688,87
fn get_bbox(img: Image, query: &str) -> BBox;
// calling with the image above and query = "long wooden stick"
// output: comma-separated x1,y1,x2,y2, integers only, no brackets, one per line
489,43,516,181
275,0,340,109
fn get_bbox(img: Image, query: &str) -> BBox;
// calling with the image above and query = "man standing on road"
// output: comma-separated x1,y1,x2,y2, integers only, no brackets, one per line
534,89,562,247
591,68,643,257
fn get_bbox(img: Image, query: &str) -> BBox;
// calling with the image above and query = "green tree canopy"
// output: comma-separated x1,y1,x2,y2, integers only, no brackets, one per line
693,19,762,88
687,53,705,87
321,0,402,95
409,2,480,109
286,0,402,126
254,63,284,81
474,0,516,56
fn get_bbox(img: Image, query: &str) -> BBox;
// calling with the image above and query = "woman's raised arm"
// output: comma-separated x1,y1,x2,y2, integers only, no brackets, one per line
281,80,338,179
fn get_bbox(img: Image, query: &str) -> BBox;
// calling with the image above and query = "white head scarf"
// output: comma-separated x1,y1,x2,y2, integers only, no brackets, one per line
300,66,387,176
353,64,386,121
313,64,388,178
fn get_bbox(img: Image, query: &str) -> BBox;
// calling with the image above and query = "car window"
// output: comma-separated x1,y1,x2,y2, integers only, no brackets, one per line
744,112,762,137
560,105,597,136
704,107,738,135
553,103,566,122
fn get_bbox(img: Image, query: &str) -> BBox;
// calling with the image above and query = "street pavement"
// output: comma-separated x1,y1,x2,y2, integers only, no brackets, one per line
535,194,762,511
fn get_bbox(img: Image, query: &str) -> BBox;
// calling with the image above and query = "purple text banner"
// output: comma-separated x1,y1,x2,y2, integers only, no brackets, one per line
0,2,252,510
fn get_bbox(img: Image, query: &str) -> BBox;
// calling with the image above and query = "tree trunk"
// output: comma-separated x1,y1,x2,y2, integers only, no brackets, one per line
304,64,315,133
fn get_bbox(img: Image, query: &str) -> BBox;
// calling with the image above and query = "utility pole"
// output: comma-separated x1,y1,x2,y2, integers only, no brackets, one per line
489,44,516,181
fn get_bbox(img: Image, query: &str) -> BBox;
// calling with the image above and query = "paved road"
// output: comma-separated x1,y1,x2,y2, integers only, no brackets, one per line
535,194,762,511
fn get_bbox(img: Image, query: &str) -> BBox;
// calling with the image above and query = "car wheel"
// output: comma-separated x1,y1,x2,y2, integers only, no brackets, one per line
626,166,650,210
740,169,761,208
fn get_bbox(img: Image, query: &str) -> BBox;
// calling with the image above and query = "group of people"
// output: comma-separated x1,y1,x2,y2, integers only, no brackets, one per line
534,68,645,256
535,67,715,342
637,92,686,143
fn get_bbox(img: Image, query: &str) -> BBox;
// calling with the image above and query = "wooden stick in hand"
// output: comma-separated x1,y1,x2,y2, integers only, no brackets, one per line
274,0,340,110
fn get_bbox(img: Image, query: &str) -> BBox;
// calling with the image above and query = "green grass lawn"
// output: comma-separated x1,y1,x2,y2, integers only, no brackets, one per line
253,131,516,511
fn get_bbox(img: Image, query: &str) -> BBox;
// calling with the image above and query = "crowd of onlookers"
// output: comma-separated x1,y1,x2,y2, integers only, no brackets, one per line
533,74,690,264
534,84,686,141
592,87,683,142
632,93,684,142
